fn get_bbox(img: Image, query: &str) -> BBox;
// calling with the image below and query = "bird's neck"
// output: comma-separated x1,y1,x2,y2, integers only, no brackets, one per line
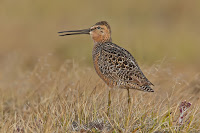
91,33,112,44
93,40,112,46
93,38,112,43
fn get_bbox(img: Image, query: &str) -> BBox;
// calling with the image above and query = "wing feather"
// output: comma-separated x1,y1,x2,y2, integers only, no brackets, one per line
97,42,153,90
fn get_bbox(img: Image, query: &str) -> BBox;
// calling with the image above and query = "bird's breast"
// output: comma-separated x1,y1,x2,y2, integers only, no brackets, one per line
92,44,116,88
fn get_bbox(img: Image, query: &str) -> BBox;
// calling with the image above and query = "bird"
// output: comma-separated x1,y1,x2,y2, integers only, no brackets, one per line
58,21,154,114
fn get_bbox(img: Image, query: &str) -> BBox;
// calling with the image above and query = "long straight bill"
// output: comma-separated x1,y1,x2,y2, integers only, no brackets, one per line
58,29,90,36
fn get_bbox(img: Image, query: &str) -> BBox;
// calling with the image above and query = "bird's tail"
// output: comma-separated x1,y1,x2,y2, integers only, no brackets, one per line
140,85,154,92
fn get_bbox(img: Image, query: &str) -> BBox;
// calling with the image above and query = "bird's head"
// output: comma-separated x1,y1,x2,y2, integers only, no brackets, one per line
90,21,112,43
58,21,112,43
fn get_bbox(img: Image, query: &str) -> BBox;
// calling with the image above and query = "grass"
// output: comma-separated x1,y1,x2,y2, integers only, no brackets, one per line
0,55,199,133
0,0,200,132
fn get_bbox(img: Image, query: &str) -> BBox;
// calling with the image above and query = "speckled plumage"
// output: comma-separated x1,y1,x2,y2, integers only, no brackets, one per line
93,42,154,92
58,21,154,92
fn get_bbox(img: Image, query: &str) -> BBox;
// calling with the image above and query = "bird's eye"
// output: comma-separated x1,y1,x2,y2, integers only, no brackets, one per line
97,26,101,29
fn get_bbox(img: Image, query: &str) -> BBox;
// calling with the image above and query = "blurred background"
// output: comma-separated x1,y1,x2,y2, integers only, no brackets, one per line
0,0,200,81
1,1,200,131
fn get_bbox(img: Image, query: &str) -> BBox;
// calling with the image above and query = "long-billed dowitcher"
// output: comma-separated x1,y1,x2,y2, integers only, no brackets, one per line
58,21,154,112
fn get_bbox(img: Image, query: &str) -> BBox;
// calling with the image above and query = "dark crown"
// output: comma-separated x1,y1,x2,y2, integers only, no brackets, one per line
94,21,111,33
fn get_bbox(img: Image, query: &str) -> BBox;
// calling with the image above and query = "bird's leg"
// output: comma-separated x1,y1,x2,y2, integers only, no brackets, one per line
107,89,111,116
127,89,131,106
